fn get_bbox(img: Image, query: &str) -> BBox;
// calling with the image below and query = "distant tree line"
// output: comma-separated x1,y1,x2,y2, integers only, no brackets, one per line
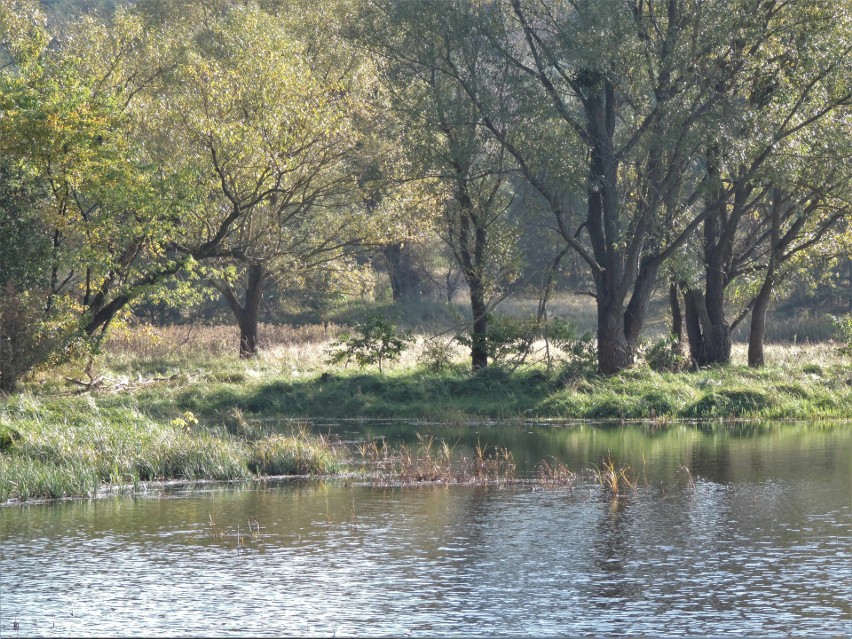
0,0,848,390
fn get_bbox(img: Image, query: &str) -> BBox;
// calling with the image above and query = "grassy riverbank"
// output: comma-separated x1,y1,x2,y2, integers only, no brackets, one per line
1,325,850,502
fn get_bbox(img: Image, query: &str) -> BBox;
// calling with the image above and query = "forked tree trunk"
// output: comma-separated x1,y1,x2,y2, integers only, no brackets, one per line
704,283,732,364
683,287,731,366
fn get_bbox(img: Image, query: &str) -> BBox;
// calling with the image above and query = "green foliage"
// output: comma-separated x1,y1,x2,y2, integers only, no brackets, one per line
0,158,52,289
0,284,79,392
454,314,538,368
551,326,597,371
830,314,852,355
642,335,688,372
327,314,413,373
417,338,457,374
483,314,537,366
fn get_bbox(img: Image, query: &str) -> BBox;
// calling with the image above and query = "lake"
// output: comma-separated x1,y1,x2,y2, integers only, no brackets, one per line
1,420,849,637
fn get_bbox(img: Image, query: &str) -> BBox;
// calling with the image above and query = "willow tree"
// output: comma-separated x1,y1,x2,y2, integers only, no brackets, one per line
426,0,751,373
151,1,367,357
0,1,189,340
678,0,852,366
354,1,523,369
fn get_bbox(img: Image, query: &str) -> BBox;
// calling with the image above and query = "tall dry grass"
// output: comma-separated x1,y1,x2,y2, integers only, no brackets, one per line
103,322,347,358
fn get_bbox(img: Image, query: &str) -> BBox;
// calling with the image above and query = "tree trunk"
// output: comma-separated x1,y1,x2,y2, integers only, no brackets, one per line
689,152,735,366
747,279,773,367
669,281,684,347
748,193,782,368
597,303,632,374
624,260,660,349
683,288,706,366
683,286,731,366
470,278,488,370
382,243,422,303
453,177,490,370
703,278,732,364
221,262,266,359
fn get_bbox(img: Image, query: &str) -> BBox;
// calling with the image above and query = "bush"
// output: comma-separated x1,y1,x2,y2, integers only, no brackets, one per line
456,314,539,368
0,285,78,393
831,314,852,355
326,314,413,373
551,326,597,371
642,334,687,372
418,337,457,373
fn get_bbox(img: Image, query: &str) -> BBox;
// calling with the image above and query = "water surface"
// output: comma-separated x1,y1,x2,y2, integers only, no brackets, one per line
1,421,849,637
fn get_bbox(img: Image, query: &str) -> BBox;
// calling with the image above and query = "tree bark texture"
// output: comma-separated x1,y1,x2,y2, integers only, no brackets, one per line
221,262,266,358
382,243,423,303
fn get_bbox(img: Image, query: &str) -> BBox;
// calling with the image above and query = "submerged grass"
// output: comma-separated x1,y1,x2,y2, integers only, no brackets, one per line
353,434,516,485
591,455,637,498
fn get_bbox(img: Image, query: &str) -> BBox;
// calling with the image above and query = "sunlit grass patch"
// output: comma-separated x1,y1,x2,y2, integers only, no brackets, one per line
591,455,637,498
537,457,577,486
249,429,340,475
0,456,100,502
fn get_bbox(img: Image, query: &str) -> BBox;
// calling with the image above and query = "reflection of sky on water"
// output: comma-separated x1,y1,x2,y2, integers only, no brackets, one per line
1,422,849,637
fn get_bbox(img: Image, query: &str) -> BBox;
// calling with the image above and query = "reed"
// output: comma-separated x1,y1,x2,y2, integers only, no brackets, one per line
354,435,517,485
592,455,637,497
249,430,340,475
536,457,577,486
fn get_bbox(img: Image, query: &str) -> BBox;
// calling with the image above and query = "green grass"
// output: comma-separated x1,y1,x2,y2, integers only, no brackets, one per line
0,396,340,502
2,326,850,502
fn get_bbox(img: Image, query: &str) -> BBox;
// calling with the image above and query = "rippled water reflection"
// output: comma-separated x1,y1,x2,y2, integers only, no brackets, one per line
1,421,849,637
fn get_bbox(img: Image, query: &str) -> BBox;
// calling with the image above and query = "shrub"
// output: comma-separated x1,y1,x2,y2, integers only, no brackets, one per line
418,337,457,373
326,314,413,373
551,327,597,371
642,334,687,372
0,285,79,393
456,314,539,368
831,314,852,355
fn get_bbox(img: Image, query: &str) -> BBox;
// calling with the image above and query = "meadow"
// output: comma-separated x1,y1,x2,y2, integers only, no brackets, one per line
1,318,850,503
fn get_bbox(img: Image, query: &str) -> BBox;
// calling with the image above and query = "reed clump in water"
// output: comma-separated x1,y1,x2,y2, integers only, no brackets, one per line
591,454,637,497
356,434,516,485
249,427,340,476
537,457,577,487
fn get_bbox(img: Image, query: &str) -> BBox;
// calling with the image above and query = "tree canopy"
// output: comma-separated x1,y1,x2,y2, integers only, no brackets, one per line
0,0,848,386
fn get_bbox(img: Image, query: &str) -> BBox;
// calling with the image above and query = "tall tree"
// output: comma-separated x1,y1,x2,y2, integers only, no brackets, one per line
680,0,851,366
153,0,366,356
435,0,745,373
355,1,523,369
1,2,189,341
